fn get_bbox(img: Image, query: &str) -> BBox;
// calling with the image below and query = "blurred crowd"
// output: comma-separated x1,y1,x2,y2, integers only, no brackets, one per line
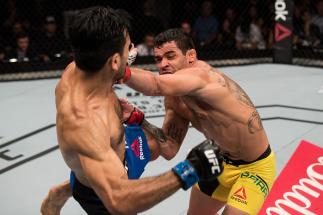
0,0,322,63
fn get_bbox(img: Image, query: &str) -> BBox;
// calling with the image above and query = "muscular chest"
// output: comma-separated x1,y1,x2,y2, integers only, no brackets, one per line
168,96,208,130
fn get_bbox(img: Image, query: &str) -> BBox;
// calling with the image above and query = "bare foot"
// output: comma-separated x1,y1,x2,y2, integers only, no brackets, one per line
40,181,72,215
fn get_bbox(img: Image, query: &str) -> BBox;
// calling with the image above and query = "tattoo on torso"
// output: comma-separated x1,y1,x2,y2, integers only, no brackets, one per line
222,74,263,134
247,110,264,134
223,74,254,108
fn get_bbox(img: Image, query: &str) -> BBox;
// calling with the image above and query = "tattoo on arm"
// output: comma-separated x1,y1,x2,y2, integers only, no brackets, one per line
142,119,167,142
247,110,263,134
167,123,184,143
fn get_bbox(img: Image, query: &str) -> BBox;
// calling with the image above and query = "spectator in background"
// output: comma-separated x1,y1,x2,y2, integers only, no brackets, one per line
136,32,155,56
181,21,192,36
218,19,235,49
235,17,265,50
224,7,238,31
180,21,198,44
294,8,312,48
132,0,164,44
2,20,25,52
171,0,199,27
37,16,67,62
193,0,219,49
312,0,323,45
249,5,263,28
5,32,38,62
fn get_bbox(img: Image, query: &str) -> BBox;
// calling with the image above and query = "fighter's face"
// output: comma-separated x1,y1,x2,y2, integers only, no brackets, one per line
154,41,188,75
114,34,132,81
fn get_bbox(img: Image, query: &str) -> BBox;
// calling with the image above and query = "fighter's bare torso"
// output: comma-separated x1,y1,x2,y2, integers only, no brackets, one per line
55,63,125,186
165,61,269,161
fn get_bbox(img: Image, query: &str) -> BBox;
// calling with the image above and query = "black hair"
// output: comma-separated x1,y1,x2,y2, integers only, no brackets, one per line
154,28,195,54
16,32,29,40
68,6,131,73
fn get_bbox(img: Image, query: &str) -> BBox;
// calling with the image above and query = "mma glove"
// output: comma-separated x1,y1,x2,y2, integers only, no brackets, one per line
119,98,144,126
124,107,144,126
172,139,224,190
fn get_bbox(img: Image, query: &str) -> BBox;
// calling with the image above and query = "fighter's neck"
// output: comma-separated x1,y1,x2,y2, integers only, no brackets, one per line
190,60,211,69
74,66,114,98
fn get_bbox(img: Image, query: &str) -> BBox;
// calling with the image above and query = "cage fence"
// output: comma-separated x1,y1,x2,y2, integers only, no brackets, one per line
0,0,322,81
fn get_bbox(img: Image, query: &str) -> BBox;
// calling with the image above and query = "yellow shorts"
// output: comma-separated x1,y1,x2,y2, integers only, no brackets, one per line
196,146,276,215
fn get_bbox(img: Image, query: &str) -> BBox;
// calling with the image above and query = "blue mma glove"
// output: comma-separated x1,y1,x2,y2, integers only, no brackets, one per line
172,139,223,190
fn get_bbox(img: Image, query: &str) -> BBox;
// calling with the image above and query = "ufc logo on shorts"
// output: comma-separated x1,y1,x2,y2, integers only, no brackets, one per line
204,150,221,174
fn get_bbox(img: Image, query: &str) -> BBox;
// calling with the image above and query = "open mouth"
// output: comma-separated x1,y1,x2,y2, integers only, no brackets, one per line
160,71,172,75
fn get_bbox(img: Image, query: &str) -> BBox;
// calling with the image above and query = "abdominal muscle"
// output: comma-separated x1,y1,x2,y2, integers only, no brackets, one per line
198,117,269,162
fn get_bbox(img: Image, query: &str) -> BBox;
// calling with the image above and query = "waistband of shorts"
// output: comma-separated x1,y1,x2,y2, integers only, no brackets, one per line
222,145,271,166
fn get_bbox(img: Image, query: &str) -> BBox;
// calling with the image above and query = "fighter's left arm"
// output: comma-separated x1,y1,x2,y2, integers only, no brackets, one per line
126,67,207,97
140,119,165,161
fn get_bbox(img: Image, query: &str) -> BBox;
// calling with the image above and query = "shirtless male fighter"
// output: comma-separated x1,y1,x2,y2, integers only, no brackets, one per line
42,6,223,215
122,28,276,215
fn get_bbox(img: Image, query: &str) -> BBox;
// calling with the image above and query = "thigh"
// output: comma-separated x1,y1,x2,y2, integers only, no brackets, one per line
222,205,249,215
188,186,225,215
226,171,270,215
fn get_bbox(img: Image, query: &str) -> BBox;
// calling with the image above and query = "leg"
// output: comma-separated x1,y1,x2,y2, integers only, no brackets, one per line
224,172,272,215
40,180,72,215
222,205,249,215
188,186,225,215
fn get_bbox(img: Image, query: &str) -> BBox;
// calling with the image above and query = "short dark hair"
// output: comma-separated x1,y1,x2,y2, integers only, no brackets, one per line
16,32,29,40
154,28,195,54
68,6,131,73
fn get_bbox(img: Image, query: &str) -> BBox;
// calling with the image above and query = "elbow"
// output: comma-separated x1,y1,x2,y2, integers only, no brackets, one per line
107,192,138,215
108,199,135,215
162,151,177,160
161,146,178,160
160,140,181,160
143,86,161,97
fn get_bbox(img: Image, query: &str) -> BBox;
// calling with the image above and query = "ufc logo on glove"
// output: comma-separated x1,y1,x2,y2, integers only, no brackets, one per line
204,150,221,174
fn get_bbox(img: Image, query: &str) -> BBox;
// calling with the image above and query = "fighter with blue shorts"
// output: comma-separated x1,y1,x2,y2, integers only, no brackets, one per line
70,125,152,214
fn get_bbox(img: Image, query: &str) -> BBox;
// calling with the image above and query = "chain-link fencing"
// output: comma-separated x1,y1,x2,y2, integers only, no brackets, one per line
0,0,322,81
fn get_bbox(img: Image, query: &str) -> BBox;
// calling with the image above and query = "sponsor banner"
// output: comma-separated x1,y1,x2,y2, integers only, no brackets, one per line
259,140,323,215
273,0,293,64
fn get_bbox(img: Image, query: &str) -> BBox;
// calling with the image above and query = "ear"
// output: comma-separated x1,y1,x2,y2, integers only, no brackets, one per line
186,49,197,64
110,53,121,72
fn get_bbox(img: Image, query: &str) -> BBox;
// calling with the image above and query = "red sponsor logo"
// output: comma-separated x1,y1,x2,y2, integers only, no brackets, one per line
130,136,145,160
275,23,292,42
259,140,323,215
233,187,247,200
131,139,140,157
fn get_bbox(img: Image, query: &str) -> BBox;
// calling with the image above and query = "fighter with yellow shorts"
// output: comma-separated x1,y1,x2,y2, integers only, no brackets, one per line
196,145,276,215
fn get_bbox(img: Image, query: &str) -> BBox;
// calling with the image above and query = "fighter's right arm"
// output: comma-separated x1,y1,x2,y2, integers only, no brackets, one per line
126,67,207,97
65,114,182,215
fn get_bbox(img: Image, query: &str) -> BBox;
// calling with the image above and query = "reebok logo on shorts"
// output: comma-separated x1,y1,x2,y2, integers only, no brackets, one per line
131,136,145,160
231,187,248,205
